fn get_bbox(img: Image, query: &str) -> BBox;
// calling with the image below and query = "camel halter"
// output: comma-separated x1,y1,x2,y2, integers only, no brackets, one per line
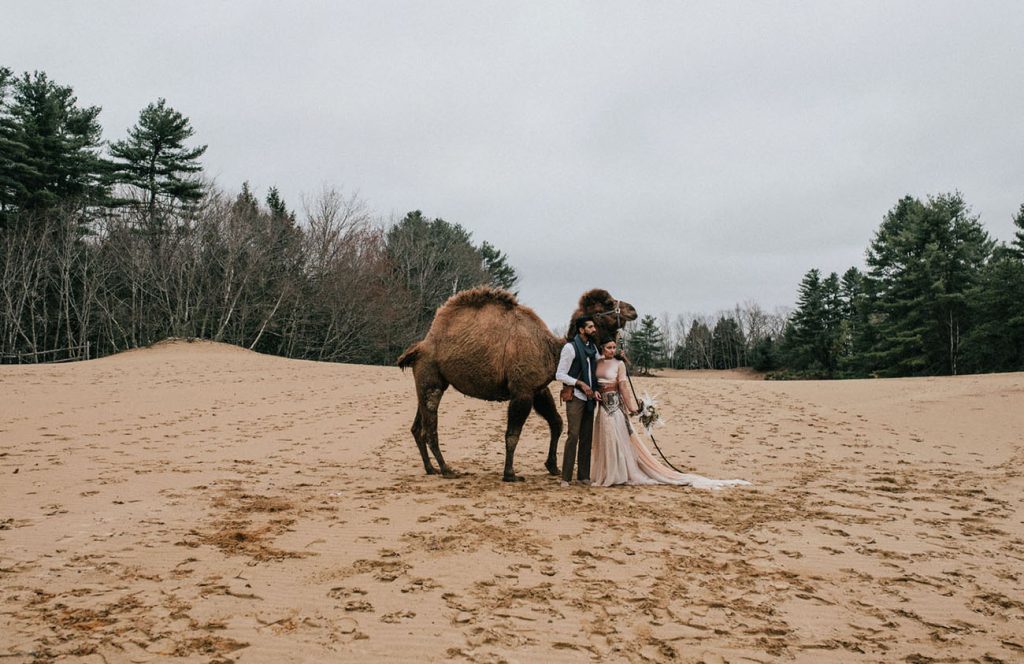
591,299,624,330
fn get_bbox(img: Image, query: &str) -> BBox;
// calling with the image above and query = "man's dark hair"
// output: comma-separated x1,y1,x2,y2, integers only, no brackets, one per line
575,315,595,333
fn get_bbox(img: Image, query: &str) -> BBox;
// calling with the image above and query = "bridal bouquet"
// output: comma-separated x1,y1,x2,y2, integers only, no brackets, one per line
637,391,664,434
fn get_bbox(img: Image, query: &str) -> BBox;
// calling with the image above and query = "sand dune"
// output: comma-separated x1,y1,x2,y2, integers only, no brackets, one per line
2,339,1023,663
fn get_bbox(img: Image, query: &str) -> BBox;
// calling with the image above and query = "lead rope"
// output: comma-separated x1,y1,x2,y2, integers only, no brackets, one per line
622,363,687,474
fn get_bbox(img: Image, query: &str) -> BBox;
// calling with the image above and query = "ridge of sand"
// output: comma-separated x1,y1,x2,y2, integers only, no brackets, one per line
2,342,1023,662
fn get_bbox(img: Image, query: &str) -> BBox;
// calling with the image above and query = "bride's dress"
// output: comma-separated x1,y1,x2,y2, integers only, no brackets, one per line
590,358,751,490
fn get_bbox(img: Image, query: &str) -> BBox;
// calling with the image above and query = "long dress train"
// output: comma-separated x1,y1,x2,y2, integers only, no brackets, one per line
590,358,751,490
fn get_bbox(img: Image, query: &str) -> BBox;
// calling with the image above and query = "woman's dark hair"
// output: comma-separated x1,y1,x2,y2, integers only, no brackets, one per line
599,334,617,346
574,315,595,333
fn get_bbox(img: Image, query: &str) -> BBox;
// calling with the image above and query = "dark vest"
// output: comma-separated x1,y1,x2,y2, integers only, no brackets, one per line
567,336,597,388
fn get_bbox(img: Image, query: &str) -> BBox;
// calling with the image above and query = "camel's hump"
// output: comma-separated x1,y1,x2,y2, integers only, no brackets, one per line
442,286,519,310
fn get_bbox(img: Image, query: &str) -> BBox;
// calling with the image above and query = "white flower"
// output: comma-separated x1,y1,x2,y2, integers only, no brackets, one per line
637,391,664,434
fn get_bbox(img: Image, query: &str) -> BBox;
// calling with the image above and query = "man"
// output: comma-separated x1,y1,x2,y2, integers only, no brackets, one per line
555,315,600,487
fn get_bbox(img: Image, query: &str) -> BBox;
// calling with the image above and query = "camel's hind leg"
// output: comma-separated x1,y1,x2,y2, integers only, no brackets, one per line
418,383,456,478
410,357,455,478
502,397,533,482
410,409,437,475
533,388,563,476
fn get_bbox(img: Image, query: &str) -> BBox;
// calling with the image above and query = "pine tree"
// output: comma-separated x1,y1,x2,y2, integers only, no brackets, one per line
385,211,492,336
863,196,930,374
780,268,845,375
836,267,863,374
1013,203,1024,257
782,269,824,370
839,267,862,321
109,98,207,221
711,316,745,369
0,70,108,217
863,193,992,376
678,320,713,369
962,204,1024,372
235,181,259,214
821,272,843,373
749,335,778,371
962,245,1024,372
0,68,31,224
627,314,664,375
265,186,293,222
479,241,519,293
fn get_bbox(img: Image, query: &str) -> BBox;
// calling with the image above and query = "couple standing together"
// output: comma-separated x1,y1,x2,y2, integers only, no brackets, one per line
556,316,750,490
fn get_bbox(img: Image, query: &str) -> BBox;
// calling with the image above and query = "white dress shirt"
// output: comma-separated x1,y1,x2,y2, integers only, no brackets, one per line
555,341,593,401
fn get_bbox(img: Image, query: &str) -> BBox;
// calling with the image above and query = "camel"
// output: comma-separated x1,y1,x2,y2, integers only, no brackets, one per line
397,287,637,481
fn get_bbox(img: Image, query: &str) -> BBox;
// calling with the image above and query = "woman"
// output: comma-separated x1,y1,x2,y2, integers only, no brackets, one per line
590,337,751,489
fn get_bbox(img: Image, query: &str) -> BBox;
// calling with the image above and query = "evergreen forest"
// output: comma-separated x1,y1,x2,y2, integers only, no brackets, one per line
623,193,1024,379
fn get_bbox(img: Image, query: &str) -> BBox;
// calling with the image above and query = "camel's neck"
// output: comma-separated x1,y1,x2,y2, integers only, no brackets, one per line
598,325,620,343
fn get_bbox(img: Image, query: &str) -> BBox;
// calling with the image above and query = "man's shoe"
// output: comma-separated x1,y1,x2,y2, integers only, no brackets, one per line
560,480,570,488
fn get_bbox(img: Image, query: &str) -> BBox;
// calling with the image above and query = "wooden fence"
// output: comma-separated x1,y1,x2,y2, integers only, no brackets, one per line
0,343,91,364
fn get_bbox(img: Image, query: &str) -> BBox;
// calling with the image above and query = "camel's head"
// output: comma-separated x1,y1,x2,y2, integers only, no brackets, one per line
568,289,638,341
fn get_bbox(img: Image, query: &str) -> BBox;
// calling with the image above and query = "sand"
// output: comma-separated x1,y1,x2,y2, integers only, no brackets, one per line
1,339,1022,663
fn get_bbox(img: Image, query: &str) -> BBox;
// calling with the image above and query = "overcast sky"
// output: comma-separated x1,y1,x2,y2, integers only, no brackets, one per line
5,2,1023,328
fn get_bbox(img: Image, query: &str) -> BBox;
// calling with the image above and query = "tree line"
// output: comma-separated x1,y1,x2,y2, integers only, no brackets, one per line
778,193,1024,378
0,67,517,364
621,305,788,376
622,192,1024,378
4,68,1021,378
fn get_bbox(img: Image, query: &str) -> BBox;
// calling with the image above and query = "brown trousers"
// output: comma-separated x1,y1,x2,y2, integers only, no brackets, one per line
562,397,594,482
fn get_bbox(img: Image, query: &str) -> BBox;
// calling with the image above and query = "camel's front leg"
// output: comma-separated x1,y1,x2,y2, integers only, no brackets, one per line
502,397,533,482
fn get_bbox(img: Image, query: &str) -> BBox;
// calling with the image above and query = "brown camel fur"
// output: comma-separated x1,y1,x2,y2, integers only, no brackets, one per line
397,287,637,481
